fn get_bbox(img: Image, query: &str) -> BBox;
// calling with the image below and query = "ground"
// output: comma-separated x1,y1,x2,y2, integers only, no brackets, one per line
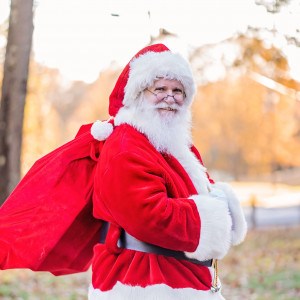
221,226,300,300
0,226,299,300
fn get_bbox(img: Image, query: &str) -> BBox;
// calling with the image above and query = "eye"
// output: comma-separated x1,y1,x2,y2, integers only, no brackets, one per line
155,87,165,92
173,88,183,94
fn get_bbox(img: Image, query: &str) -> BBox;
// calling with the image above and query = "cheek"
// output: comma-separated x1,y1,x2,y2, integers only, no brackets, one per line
144,93,160,105
148,97,161,105
176,99,185,106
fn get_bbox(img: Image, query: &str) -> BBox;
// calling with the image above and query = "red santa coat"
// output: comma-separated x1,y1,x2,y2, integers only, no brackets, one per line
89,123,232,299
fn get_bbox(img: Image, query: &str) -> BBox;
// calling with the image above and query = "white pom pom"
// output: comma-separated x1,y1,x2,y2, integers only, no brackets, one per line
91,120,113,141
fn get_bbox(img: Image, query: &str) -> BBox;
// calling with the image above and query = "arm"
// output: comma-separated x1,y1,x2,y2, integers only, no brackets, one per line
96,151,232,259
98,151,199,252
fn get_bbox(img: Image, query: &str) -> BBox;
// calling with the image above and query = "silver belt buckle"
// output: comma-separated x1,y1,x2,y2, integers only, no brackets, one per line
210,284,221,293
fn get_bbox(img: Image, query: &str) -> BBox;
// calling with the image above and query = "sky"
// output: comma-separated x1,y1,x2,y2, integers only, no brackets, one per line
0,0,300,83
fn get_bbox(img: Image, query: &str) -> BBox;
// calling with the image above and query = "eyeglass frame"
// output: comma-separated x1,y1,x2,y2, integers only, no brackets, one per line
145,88,186,102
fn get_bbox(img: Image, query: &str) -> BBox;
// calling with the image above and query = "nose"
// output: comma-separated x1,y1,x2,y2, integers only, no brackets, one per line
164,95,176,105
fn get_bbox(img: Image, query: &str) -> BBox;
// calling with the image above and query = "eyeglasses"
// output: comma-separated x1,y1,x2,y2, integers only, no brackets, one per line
146,89,185,102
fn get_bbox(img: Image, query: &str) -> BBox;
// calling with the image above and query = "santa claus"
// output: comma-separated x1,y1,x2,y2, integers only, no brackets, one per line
0,44,247,300
88,44,247,299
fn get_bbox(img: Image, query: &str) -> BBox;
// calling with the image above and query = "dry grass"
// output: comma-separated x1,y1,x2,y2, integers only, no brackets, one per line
221,226,300,299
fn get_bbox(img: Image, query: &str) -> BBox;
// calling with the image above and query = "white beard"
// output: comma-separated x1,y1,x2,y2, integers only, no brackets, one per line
114,95,211,195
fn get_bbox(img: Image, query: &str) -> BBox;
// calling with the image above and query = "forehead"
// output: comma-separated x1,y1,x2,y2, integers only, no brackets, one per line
152,78,183,89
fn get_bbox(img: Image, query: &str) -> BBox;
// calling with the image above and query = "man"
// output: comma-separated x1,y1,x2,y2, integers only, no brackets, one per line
88,44,247,299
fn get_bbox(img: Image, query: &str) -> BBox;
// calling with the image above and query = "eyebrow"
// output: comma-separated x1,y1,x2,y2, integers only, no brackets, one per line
154,85,183,90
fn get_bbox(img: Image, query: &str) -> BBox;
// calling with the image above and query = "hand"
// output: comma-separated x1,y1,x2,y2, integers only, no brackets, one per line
210,187,234,230
209,187,228,205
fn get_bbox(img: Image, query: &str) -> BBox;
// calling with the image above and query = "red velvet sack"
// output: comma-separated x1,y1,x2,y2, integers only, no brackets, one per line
0,124,102,275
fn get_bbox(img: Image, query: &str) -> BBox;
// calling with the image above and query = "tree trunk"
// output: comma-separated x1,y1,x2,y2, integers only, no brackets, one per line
0,0,34,205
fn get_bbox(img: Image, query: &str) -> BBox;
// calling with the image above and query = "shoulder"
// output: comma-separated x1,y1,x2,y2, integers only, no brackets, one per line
100,124,159,164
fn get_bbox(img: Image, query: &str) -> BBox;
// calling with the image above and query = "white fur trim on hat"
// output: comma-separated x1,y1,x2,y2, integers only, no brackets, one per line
123,51,196,107
184,195,232,261
213,182,247,245
88,281,225,300
91,120,113,141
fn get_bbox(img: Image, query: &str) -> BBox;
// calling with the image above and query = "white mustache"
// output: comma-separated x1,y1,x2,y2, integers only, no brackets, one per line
154,103,181,111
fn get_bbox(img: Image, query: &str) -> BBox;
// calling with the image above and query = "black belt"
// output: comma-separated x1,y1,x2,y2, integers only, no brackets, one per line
99,222,212,267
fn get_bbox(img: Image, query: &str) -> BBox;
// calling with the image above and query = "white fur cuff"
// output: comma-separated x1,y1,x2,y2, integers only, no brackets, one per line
213,182,247,245
185,195,232,261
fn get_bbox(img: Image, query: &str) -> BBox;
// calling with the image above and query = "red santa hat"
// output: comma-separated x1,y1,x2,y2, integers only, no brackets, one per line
91,44,196,141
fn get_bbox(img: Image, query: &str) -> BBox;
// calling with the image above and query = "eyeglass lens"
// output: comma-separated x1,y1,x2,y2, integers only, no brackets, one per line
156,93,183,101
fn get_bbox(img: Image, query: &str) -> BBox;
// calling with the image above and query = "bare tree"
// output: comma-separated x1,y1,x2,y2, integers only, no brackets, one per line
0,0,34,205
